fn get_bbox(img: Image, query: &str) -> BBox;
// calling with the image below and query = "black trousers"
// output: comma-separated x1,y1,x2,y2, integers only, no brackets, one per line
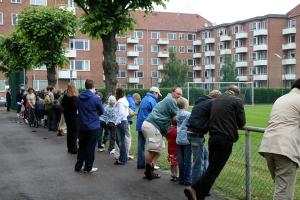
192,134,233,199
65,115,78,153
75,128,99,172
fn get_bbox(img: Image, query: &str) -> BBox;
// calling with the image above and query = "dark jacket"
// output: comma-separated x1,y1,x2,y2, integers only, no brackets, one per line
77,90,104,131
126,94,136,125
186,95,213,137
209,91,246,142
62,95,78,117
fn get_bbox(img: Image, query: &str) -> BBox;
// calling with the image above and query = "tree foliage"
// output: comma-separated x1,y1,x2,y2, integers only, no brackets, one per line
160,51,190,87
74,0,167,95
16,6,78,86
221,55,237,82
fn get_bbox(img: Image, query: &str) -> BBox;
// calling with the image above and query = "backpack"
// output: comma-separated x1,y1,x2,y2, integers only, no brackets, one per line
44,94,52,105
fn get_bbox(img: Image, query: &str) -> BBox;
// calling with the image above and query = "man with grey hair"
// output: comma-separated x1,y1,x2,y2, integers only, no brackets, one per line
185,85,245,200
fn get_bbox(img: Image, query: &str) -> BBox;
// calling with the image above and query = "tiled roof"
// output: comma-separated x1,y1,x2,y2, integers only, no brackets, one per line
131,11,211,32
287,3,300,17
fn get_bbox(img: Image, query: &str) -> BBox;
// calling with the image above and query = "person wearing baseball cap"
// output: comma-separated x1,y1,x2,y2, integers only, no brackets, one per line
149,86,162,97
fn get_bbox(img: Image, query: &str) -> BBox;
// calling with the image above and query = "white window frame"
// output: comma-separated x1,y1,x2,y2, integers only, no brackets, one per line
151,32,160,39
134,84,144,89
117,44,126,52
70,60,90,71
32,80,48,91
179,33,185,40
288,19,296,28
0,80,5,92
167,33,176,40
168,45,176,53
116,70,127,78
134,71,144,78
116,57,126,65
187,46,194,53
151,58,160,66
151,71,160,78
0,12,3,25
187,59,195,66
134,31,143,39
179,46,185,53
134,44,144,52
30,0,47,6
70,39,90,51
11,13,18,26
187,33,196,41
11,0,21,3
134,57,144,65
73,80,85,90
151,45,159,52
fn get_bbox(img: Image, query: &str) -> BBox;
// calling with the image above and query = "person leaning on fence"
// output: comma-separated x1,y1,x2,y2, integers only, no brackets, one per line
259,79,300,200
185,89,221,186
184,85,245,200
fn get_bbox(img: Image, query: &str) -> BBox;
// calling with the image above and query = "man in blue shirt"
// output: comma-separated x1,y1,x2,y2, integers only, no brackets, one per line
74,79,104,173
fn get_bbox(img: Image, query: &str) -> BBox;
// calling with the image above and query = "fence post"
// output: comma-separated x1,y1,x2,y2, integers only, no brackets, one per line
245,129,251,200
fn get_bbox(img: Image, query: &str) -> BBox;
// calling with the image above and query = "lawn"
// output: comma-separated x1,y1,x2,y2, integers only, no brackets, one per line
129,104,300,200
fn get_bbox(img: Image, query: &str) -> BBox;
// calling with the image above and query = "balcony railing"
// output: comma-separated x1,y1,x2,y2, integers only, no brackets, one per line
235,47,248,53
158,51,169,58
58,70,77,79
282,27,296,35
65,49,77,58
282,43,296,50
127,38,139,44
253,29,268,36
157,38,169,45
235,32,248,39
127,51,139,57
193,40,202,46
282,58,296,65
128,77,139,83
127,64,139,70
219,35,231,41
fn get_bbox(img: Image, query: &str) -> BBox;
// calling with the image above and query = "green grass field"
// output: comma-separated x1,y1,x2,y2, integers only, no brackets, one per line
129,104,299,200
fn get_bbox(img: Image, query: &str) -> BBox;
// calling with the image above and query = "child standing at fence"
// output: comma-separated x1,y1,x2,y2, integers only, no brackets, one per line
176,97,192,186
166,116,179,182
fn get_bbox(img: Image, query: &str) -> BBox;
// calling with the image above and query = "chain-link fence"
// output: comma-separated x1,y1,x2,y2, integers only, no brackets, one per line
212,127,300,200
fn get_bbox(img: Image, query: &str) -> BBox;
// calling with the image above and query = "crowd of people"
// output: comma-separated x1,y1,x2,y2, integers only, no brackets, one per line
10,78,300,200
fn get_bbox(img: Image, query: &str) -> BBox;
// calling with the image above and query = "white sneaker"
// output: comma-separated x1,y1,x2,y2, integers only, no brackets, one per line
84,167,98,173
110,149,115,155
154,165,160,170
97,148,105,152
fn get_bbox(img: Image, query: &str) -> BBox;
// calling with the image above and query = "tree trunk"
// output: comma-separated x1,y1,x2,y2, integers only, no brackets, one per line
47,66,57,87
102,32,118,96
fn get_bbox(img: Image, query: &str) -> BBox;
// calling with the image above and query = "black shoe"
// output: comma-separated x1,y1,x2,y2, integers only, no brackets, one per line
114,160,125,165
68,150,77,154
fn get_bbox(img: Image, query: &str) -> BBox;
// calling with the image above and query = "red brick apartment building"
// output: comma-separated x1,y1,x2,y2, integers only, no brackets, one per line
0,0,299,94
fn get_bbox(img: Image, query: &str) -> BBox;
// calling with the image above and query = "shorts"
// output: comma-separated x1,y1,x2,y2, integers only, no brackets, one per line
142,121,163,153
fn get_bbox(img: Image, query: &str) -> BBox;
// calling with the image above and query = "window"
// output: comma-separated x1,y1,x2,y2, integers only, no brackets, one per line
70,60,90,71
151,71,160,78
68,0,75,7
252,36,267,45
11,0,21,3
233,25,243,34
11,13,18,26
250,21,267,30
70,39,90,51
168,45,176,53
33,65,47,70
0,12,3,25
134,84,144,89
234,54,245,62
116,70,127,78
134,57,144,65
134,71,144,78
134,31,143,39
179,46,185,53
287,50,295,59
30,0,47,5
187,46,194,53
218,28,228,36
288,35,295,43
73,80,85,90
117,44,126,52
202,31,211,39
187,33,196,41
134,45,143,52
0,80,5,92
179,33,185,40
288,19,296,28
151,45,159,52
151,58,160,65
234,40,243,48
116,57,126,65
151,32,160,39
187,59,195,66
168,33,176,40
32,80,47,91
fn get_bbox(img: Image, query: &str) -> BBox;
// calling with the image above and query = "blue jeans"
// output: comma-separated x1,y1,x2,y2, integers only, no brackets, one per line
117,120,128,164
137,131,145,168
177,144,192,184
188,136,209,184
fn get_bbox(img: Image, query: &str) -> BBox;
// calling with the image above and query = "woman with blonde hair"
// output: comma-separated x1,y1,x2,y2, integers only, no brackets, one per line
61,83,78,154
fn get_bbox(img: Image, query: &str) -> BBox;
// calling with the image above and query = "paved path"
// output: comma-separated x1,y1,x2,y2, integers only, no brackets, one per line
0,109,224,200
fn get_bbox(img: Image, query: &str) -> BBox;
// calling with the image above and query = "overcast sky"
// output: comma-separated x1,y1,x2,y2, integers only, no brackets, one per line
154,0,300,24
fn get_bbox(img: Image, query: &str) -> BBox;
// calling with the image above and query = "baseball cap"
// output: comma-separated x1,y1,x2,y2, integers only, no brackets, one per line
150,86,162,97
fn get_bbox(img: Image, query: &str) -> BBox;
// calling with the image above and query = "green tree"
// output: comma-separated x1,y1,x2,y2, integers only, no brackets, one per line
74,0,167,95
0,33,36,76
16,7,78,87
221,55,237,82
160,51,190,87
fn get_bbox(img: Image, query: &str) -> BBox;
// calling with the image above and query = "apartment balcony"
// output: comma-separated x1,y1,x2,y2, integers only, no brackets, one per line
157,38,169,45
158,51,169,58
235,47,248,53
282,74,296,80
127,37,139,44
204,37,215,44
204,51,215,57
65,49,77,58
193,53,202,58
193,66,202,71
282,43,296,50
253,60,268,66
253,74,268,81
282,58,296,65
236,76,248,81
193,78,202,82
127,64,139,70
127,51,139,57
204,64,215,70
235,32,248,39
253,29,268,36
158,65,164,70
282,27,296,35
58,70,77,79
128,77,139,83
220,49,231,55
253,44,268,51
193,40,202,46
58,5,76,14
235,61,248,67
219,35,231,41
